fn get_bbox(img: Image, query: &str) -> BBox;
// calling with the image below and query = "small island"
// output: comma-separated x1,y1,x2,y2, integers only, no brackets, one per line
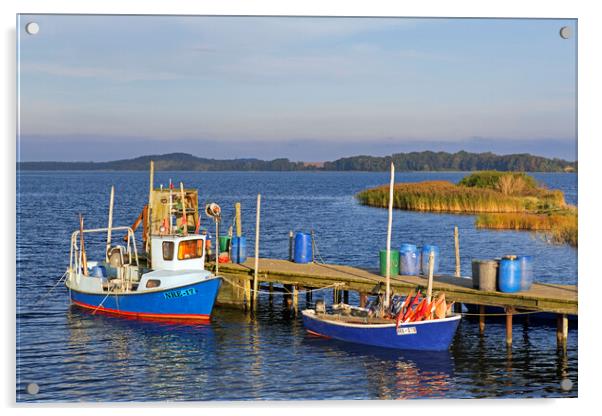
356,171,577,246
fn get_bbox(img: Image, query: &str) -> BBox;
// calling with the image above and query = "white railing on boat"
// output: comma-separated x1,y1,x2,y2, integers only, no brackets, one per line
69,226,140,274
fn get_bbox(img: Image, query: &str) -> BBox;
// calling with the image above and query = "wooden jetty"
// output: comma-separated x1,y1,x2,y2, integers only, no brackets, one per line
213,258,577,349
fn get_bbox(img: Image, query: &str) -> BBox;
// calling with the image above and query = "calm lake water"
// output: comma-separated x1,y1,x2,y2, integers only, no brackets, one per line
16,171,577,401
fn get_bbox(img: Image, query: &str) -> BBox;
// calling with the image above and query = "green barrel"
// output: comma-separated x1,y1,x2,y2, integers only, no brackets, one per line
219,236,231,252
379,249,400,276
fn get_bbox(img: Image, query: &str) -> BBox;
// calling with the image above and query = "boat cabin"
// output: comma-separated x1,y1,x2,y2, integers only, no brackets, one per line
150,234,207,271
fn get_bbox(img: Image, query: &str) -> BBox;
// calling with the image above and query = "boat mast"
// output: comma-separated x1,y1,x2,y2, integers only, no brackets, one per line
385,161,395,310
147,160,154,260
168,179,173,234
180,182,188,235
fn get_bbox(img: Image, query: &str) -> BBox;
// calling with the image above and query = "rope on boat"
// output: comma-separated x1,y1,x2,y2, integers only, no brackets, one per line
220,276,344,296
92,286,115,315
32,271,68,305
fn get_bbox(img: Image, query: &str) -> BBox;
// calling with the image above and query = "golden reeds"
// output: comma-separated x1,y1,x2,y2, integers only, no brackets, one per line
357,180,529,213
356,171,576,246
475,212,577,246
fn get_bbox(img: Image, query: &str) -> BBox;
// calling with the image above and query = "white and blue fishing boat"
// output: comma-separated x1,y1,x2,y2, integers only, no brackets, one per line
65,162,222,321
301,162,461,351
302,308,461,352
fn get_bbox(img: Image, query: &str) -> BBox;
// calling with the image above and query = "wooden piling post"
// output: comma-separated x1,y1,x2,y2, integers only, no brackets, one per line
305,287,311,305
252,194,261,308
359,292,368,308
384,162,395,309
235,202,242,237
292,286,299,311
343,290,349,304
454,226,460,277
288,230,294,261
479,305,485,334
505,307,514,347
310,230,316,263
426,251,435,303
269,283,273,303
244,279,251,311
557,314,568,351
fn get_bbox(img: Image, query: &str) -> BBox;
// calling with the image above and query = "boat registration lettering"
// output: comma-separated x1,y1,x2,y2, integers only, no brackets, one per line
164,288,197,299
396,326,417,336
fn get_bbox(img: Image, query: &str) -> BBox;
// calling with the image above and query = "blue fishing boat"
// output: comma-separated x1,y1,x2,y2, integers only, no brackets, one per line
302,309,461,352
65,162,223,321
301,162,461,351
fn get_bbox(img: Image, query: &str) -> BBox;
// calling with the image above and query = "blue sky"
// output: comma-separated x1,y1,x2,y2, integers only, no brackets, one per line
17,15,577,161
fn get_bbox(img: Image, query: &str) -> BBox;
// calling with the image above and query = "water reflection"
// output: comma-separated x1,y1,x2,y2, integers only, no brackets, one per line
66,307,218,400
302,336,454,400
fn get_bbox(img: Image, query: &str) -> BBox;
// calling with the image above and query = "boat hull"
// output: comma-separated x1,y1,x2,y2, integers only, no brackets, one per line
302,310,461,351
69,277,222,320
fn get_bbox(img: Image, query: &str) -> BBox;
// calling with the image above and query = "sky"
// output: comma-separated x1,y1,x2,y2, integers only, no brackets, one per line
17,15,577,162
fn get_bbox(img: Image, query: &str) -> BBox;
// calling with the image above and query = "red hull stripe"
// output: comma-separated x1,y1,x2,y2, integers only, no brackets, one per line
72,299,211,320
306,329,331,339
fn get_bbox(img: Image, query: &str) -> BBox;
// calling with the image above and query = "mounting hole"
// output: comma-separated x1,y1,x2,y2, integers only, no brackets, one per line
559,26,571,39
560,378,573,391
25,22,39,35
26,382,39,395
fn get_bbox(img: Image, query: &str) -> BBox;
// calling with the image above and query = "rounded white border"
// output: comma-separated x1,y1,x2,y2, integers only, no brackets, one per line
4,1,600,414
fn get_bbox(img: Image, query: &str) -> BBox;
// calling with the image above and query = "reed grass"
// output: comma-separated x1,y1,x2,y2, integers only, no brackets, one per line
357,172,566,213
357,180,533,213
475,211,577,246
356,171,576,246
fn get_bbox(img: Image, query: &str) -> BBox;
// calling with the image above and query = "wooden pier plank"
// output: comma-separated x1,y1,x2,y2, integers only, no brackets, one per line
213,258,577,315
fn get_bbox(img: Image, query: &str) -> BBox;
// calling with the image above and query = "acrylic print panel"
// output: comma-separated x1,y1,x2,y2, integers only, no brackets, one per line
16,15,577,402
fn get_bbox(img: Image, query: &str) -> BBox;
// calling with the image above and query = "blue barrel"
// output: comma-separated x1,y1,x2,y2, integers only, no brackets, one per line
499,256,521,293
399,243,420,276
421,245,440,275
294,232,313,263
518,255,534,291
90,265,106,278
231,236,247,264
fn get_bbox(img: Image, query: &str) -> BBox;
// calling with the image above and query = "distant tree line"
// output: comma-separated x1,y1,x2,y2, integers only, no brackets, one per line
323,151,576,172
18,150,577,172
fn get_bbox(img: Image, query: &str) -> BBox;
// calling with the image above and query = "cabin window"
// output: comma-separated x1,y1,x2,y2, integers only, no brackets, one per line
162,241,174,260
178,239,204,260
146,279,161,288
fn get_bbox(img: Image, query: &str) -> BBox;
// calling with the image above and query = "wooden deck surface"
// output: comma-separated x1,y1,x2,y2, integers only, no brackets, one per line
214,258,577,315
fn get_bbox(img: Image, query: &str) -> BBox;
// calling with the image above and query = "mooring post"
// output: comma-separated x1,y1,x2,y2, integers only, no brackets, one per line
235,202,242,237
343,290,349,304
454,226,460,277
479,305,486,334
288,230,294,261
310,229,316,263
505,306,514,347
292,286,299,312
283,284,293,309
252,194,261,309
359,292,368,308
305,287,311,305
557,314,568,351
244,279,251,312
269,282,273,303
